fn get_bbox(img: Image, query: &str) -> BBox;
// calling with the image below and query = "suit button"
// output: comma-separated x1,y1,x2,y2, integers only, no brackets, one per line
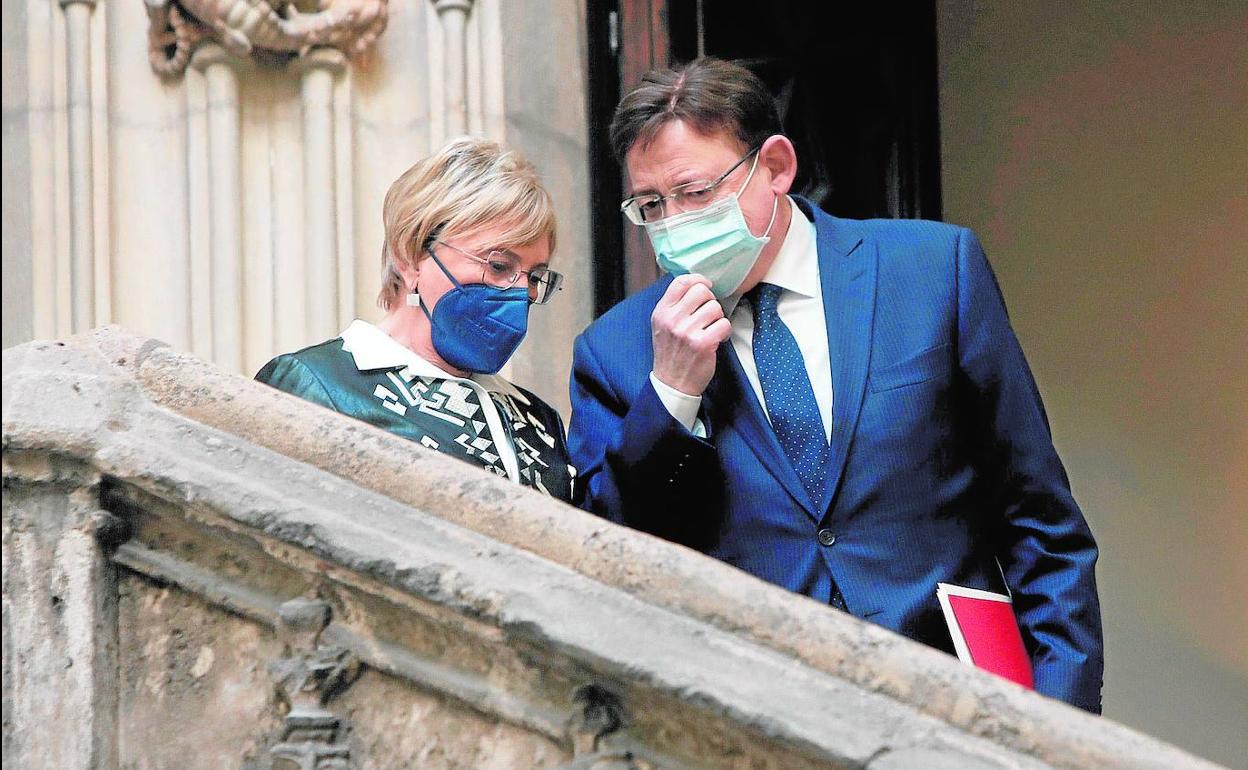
817,529,837,546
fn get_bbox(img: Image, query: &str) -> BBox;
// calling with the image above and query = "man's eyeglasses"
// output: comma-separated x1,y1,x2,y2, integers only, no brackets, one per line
431,240,564,304
620,145,762,225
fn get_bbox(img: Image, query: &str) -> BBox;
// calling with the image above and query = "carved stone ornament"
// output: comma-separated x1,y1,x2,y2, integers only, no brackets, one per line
144,0,389,77
265,598,363,770
546,684,651,770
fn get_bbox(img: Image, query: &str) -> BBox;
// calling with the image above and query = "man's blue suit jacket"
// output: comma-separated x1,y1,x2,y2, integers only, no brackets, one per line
568,197,1104,712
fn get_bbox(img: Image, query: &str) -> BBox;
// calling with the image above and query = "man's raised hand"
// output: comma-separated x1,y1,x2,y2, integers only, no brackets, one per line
650,274,733,396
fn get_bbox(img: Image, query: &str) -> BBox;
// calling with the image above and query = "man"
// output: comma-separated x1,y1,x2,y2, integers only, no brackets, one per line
568,58,1103,712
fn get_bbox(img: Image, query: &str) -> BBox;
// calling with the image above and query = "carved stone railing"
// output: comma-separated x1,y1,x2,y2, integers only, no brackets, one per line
2,327,1226,769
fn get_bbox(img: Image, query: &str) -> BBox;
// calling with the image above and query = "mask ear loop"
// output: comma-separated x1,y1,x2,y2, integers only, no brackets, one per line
761,193,780,239
736,151,780,239
426,246,465,289
409,240,465,321
736,152,762,198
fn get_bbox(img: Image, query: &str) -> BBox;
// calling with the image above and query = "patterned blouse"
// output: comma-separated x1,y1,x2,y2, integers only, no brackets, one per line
255,320,577,504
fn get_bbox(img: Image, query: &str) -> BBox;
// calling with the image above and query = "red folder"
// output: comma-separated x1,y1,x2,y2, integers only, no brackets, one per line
936,583,1034,689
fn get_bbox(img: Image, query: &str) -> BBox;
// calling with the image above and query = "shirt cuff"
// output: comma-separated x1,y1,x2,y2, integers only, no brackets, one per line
649,372,706,437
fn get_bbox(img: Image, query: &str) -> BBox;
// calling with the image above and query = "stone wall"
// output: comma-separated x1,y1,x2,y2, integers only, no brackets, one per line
0,0,591,415
3,327,1228,769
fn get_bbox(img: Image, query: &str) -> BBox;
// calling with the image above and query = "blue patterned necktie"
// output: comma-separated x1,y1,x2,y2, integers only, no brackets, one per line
749,282,831,508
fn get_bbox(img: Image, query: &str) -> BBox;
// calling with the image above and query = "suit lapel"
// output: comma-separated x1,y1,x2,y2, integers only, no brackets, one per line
809,204,877,517
705,342,818,518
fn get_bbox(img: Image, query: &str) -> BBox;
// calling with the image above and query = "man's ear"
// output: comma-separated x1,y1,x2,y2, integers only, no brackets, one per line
759,135,798,196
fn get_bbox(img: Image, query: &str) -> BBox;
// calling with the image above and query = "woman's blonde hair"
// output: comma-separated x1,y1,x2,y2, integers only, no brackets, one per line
378,137,558,310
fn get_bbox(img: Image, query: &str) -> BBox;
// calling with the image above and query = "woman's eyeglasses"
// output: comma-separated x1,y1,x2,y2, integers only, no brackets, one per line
432,240,564,305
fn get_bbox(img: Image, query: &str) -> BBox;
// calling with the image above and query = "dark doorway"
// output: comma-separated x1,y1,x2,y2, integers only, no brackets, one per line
586,1,944,311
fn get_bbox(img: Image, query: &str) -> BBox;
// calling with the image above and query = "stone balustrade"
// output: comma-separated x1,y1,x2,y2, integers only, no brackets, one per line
2,327,1225,769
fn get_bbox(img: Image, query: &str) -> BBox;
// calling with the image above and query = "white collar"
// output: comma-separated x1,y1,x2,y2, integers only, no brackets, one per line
723,196,818,314
338,319,528,403
763,195,818,297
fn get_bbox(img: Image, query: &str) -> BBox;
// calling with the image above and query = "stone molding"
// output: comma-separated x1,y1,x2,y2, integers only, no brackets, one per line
2,327,1226,770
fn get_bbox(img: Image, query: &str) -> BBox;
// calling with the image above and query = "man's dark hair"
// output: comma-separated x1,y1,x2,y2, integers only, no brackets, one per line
609,57,783,165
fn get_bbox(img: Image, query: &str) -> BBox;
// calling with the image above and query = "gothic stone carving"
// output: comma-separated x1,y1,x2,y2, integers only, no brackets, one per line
549,684,651,770
266,597,362,770
145,0,388,77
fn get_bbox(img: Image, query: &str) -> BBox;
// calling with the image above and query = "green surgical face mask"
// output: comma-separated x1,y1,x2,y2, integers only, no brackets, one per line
643,157,779,298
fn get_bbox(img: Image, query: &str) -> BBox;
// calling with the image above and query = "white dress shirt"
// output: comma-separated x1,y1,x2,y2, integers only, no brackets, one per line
652,196,833,440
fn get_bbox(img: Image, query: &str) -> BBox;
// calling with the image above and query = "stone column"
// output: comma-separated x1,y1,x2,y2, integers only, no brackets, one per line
191,45,244,373
333,72,356,331
2,476,123,770
295,49,347,340
60,0,98,332
434,0,474,137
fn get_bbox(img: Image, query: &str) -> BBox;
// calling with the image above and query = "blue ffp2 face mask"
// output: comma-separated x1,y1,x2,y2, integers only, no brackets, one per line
417,252,530,374
643,156,780,298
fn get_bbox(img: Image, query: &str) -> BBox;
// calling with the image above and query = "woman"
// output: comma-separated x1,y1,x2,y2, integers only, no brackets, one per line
256,137,576,503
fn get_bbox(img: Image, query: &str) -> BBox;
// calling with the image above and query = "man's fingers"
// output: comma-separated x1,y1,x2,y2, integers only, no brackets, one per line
688,298,725,330
699,316,733,345
651,276,724,395
672,282,717,317
672,297,725,337
679,308,731,346
656,273,712,309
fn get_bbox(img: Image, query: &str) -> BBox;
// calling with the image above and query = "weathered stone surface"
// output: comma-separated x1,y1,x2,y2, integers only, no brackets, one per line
2,460,118,770
115,575,568,770
2,328,1228,769
116,575,284,767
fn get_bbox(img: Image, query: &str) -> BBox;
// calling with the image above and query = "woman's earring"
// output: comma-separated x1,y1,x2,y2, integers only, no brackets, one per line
405,270,421,307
